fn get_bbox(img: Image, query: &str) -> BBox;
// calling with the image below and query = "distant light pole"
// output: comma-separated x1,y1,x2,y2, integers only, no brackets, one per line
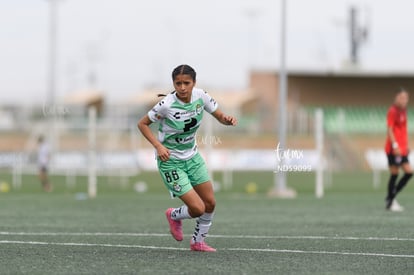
46,0,61,107
45,0,62,152
269,0,295,198
276,0,288,194
349,6,369,65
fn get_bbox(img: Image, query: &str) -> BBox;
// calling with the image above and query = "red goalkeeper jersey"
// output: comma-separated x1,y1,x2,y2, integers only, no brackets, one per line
385,104,408,155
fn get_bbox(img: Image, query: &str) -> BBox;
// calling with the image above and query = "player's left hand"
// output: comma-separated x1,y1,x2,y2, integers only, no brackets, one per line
223,115,237,126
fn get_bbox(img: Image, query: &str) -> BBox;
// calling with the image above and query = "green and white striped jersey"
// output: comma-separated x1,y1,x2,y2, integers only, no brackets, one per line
148,88,218,160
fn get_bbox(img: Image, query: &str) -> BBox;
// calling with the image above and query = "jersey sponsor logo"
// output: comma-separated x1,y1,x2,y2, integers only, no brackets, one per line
174,135,195,144
172,108,203,120
173,112,181,119
183,118,198,132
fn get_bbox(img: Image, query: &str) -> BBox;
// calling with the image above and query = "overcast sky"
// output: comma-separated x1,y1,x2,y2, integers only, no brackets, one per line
1,0,414,104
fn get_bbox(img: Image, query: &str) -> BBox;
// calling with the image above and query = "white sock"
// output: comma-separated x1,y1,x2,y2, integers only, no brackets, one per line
192,212,214,243
170,205,191,220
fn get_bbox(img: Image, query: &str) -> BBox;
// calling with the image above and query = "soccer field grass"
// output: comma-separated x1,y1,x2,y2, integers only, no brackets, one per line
0,171,413,274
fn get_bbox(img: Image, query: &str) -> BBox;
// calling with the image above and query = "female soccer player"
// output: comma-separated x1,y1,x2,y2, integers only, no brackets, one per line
138,64,237,252
385,88,412,211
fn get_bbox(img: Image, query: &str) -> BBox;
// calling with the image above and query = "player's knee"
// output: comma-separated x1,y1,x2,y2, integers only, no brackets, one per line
204,198,216,213
189,204,205,218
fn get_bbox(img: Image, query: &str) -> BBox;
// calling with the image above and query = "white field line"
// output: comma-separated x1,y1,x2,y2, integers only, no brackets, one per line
0,231,413,242
0,240,413,259
226,247,414,258
0,240,186,251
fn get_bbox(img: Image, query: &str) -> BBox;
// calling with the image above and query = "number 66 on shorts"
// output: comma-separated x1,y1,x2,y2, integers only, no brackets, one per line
159,168,191,197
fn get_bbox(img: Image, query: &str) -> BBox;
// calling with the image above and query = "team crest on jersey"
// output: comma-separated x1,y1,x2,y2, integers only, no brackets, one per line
173,182,182,192
196,104,202,115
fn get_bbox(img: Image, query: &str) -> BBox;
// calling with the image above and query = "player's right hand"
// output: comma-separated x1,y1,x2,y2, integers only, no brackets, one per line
156,144,170,161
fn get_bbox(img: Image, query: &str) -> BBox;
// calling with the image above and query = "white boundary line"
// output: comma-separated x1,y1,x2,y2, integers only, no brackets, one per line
0,231,413,242
0,240,186,251
0,240,413,259
226,247,414,258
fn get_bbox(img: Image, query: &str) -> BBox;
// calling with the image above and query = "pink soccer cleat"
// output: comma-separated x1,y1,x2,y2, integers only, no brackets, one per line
165,208,183,241
190,241,217,252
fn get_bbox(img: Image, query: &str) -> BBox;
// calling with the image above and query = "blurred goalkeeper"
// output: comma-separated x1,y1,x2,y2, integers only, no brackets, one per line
385,88,412,211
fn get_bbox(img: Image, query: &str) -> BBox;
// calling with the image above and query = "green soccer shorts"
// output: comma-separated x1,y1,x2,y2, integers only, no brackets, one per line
157,152,210,197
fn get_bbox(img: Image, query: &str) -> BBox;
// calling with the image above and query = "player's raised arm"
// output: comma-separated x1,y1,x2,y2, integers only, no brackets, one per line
211,108,237,126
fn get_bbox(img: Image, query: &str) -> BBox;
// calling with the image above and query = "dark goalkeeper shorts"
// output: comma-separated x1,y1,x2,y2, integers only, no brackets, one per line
387,154,409,167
